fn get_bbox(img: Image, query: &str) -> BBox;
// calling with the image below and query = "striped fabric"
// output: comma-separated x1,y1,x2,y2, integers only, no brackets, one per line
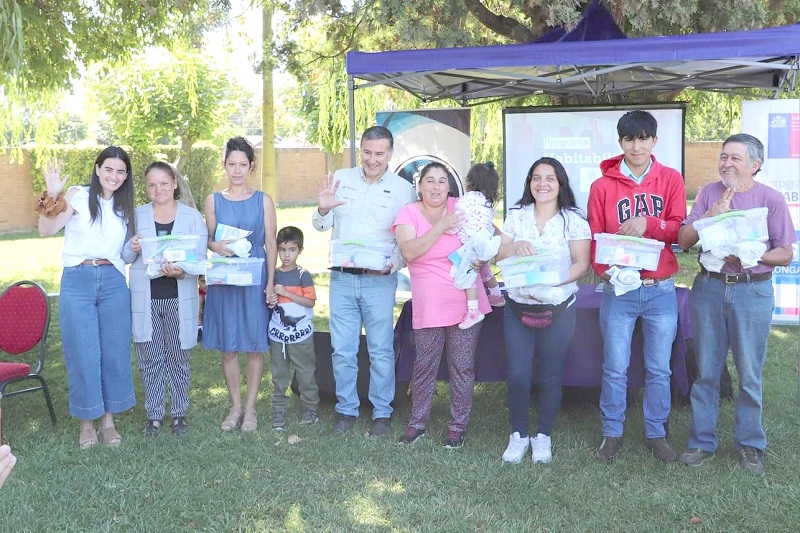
134,298,191,420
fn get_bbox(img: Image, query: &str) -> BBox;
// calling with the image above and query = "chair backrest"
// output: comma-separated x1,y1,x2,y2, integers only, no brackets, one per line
0,281,50,372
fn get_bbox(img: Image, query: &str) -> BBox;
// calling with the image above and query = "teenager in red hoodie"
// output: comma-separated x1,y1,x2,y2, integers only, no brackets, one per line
587,110,687,463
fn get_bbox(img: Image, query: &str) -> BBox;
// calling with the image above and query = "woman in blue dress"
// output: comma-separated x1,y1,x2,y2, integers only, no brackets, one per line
203,137,277,432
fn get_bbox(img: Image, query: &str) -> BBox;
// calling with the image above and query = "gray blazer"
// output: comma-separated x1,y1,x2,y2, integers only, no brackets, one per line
123,202,208,349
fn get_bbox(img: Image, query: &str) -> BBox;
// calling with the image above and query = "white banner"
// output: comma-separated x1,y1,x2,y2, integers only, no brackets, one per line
503,104,685,216
741,99,800,325
376,109,471,196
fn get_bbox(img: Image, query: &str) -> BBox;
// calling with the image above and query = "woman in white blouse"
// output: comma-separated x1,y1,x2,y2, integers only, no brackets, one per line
38,147,137,449
495,157,591,465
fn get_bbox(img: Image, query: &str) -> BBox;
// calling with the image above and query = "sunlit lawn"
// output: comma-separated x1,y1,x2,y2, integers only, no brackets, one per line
1,206,799,531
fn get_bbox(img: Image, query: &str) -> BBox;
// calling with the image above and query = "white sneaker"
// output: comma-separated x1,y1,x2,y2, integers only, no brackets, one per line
531,433,552,464
501,432,530,463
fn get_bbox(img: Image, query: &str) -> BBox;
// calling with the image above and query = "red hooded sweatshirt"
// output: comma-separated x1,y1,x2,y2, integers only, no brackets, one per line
587,154,687,279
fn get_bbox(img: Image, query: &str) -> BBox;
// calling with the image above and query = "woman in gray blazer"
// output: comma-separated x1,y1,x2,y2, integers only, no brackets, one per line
123,162,207,436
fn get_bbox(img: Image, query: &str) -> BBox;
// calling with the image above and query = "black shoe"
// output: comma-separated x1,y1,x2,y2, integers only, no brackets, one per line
368,418,391,438
597,437,620,460
332,414,357,435
679,448,715,467
172,417,188,436
300,410,319,426
272,412,286,431
645,437,678,463
143,419,162,437
739,446,765,476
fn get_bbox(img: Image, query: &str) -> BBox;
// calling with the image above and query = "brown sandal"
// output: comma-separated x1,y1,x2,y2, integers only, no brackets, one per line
79,425,99,449
241,409,258,432
221,408,242,432
99,426,122,446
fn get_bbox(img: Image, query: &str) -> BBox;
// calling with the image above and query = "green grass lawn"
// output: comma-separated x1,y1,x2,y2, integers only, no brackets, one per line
1,208,799,531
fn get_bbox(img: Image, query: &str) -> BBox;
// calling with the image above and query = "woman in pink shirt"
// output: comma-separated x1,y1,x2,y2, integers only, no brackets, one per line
392,162,491,449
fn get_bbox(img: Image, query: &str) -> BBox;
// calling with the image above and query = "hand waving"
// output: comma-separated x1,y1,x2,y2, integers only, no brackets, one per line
44,160,70,198
317,173,346,215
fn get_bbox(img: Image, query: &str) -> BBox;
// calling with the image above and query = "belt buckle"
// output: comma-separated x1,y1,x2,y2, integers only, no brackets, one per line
642,278,656,286
91,259,100,267
724,273,738,284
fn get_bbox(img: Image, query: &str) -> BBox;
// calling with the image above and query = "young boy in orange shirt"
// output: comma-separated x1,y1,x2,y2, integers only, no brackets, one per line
268,226,319,429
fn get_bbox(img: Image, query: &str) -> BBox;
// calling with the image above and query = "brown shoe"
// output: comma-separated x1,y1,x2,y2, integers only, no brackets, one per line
645,437,678,463
597,437,620,460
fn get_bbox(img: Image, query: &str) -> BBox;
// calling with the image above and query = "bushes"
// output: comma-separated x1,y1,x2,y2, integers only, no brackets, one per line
30,143,222,215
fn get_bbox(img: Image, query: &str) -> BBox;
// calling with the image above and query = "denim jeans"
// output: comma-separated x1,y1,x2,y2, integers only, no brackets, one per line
59,265,135,420
329,270,398,419
687,274,773,452
599,279,677,439
504,302,576,437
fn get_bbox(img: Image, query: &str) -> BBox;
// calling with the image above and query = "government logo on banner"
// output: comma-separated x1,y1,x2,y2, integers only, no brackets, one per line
767,113,800,159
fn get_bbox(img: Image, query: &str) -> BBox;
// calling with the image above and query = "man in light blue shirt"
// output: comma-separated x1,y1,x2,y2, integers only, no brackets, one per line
313,126,417,437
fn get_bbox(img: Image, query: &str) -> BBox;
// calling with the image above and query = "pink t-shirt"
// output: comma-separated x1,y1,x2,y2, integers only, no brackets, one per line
393,198,491,329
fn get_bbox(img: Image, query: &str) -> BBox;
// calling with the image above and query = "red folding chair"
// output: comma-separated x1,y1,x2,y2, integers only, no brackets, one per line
0,281,58,439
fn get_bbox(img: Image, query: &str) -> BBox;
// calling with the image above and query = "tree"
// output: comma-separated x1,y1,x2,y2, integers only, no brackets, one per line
90,48,243,170
461,0,799,42
0,0,233,91
273,0,799,157
0,0,233,150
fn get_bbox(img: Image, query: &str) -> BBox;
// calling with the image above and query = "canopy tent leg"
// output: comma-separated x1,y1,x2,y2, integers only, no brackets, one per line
348,75,356,167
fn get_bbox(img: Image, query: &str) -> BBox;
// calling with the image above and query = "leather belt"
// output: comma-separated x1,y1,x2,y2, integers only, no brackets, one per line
82,259,113,266
641,276,672,286
330,266,387,276
700,267,772,284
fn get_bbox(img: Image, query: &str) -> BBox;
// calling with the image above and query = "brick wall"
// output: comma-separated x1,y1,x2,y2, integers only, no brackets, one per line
273,148,349,205
684,141,723,199
0,151,36,232
210,147,349,205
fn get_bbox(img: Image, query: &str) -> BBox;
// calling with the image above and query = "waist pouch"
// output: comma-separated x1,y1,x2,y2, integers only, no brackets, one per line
506,294,574,329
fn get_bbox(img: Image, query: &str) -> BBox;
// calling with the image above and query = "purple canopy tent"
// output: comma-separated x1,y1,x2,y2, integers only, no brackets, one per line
536,0,627,43
344,19,800,162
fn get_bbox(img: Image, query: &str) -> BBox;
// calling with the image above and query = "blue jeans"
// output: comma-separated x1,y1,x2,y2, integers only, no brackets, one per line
504,301,576,437
329,270,398,419
599,279,677,439
59,265,135,419
687,274,773,452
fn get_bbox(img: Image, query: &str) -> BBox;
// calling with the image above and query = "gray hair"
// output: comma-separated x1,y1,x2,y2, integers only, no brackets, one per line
361,126,394,149
723,133,764,168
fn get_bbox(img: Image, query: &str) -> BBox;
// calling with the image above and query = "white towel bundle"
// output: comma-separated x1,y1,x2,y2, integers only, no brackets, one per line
605,266,642,296
699,241,767,272
515,285,566,304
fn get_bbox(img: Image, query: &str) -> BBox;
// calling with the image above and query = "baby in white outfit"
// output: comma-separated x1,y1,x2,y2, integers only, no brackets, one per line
453,163,504,329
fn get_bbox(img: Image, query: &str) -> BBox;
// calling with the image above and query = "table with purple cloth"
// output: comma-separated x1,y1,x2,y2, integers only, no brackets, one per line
394,284,693,397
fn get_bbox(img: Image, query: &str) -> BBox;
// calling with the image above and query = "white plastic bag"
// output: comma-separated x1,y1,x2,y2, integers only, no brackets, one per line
146,261,207,279
449,228,501,290
699,241,766,272
214,223,252,258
